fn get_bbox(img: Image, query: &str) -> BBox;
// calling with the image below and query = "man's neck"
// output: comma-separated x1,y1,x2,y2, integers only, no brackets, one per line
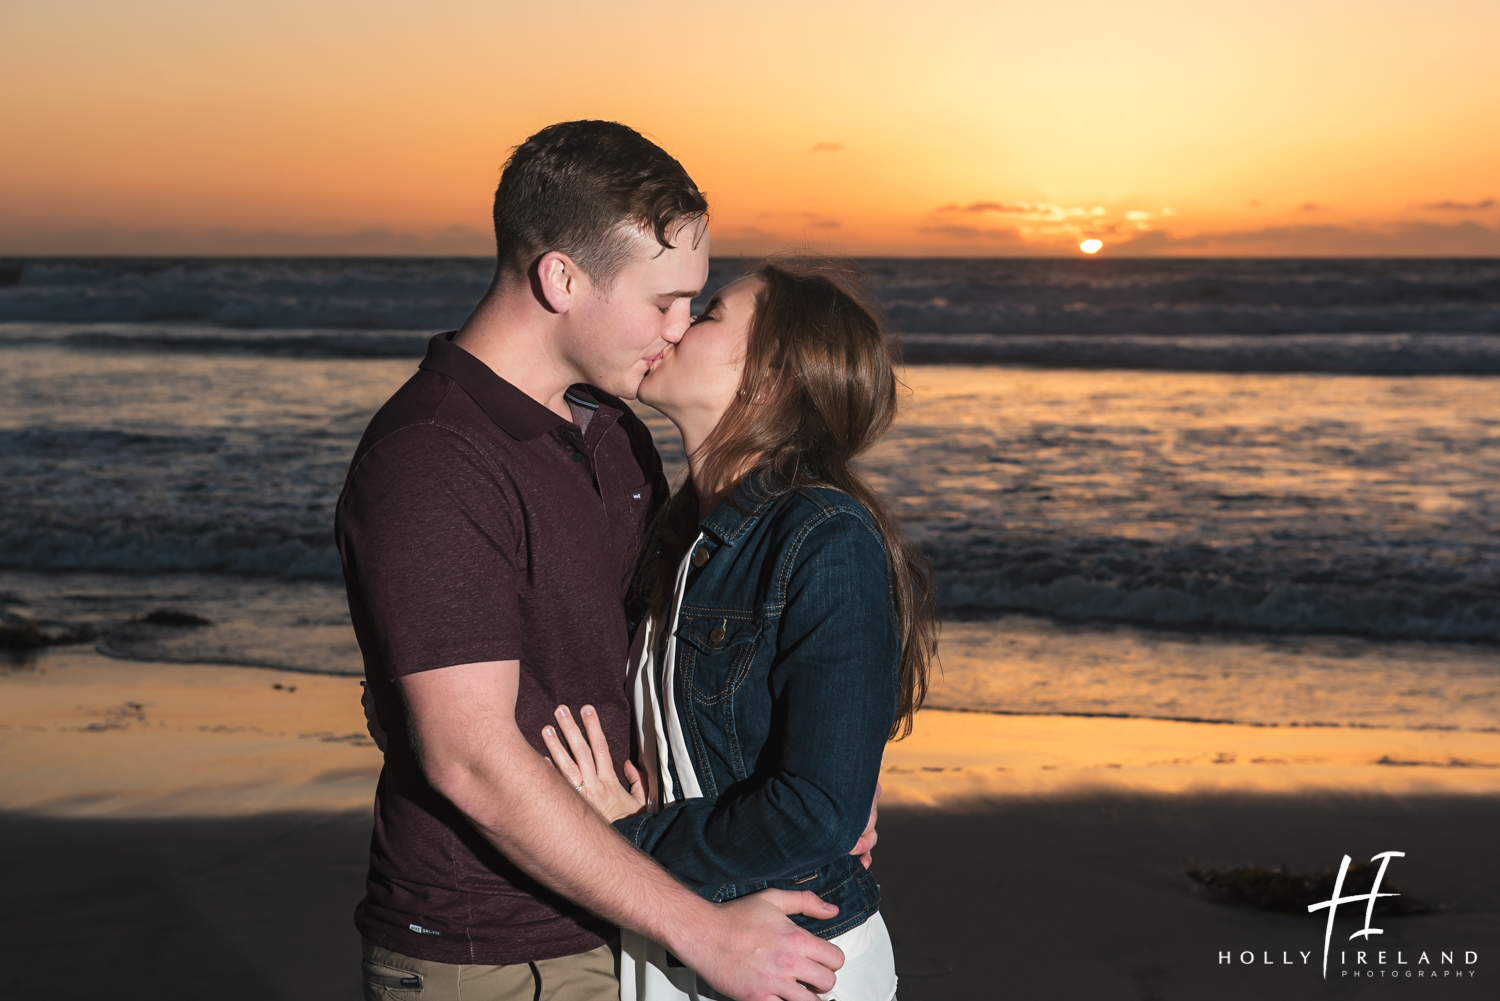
452,285,581,421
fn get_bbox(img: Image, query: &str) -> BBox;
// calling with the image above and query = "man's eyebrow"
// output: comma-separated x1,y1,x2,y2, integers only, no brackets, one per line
656,288,701,298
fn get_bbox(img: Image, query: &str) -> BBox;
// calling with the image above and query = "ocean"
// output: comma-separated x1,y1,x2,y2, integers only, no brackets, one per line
2,257,1497,733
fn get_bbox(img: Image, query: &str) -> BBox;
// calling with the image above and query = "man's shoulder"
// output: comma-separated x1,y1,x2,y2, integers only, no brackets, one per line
340,371,506,503
361,366,478,445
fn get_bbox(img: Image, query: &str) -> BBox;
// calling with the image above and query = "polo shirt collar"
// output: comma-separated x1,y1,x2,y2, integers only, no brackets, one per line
419,333,592,442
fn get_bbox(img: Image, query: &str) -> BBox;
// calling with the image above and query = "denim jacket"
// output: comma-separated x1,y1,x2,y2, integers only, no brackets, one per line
614,474,900,939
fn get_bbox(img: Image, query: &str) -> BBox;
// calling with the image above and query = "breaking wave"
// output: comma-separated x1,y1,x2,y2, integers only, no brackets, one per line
927,534,1500,644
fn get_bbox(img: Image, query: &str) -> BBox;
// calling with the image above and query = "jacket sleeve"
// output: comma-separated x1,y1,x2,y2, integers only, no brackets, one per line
613,510,900,896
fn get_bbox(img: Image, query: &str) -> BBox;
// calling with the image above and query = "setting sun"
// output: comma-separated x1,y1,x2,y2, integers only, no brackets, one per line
1080,239,1104,254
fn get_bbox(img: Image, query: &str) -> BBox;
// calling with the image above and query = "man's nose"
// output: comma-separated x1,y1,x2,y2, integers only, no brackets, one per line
663,310,692,344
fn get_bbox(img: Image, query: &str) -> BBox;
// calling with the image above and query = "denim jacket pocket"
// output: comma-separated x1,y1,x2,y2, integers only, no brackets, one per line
676,614,761,703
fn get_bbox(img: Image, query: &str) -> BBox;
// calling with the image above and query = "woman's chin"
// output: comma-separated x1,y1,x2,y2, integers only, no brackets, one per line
636,371,665,408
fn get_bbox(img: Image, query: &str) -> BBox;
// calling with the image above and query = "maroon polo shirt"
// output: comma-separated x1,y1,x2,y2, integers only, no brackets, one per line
335,332,666,965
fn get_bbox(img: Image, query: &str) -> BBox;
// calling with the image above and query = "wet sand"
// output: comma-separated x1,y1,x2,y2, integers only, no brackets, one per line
0,648,378,816
7,648,1496,817
2,650,1496,998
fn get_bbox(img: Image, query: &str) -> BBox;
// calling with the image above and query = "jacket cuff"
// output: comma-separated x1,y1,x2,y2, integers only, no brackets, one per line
613,813,649,847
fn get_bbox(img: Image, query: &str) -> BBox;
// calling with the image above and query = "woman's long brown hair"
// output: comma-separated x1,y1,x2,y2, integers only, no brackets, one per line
633,260,937,739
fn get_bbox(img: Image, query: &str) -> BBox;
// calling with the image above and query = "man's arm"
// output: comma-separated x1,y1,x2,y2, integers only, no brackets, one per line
401,659,844,1001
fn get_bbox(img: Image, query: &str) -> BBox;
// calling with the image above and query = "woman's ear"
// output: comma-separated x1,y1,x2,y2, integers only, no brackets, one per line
750,372,781,405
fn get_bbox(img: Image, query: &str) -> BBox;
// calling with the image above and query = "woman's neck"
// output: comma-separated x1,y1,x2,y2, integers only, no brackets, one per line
684,441,729,520
677,413,759,521
674,410,723,516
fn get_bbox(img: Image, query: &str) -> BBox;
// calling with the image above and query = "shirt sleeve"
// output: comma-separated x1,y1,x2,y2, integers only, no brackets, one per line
336,423,523,678
612,511,899,894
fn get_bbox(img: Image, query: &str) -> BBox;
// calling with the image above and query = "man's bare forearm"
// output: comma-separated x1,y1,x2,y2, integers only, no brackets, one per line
429,721,709,947
401,661,706,951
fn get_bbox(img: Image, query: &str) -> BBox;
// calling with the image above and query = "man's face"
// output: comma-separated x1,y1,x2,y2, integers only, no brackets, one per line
561,217,710,400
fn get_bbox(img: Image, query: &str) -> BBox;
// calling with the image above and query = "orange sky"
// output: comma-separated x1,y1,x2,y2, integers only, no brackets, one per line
3,0,1498,256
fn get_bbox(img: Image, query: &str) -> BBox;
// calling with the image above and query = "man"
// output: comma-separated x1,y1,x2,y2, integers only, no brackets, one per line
336,121,848,1001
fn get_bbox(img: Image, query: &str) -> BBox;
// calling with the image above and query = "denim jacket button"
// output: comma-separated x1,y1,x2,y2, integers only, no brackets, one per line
691,547,709,567
709,624,726,643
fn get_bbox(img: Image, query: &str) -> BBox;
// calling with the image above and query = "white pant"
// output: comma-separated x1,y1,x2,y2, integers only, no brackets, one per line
619,911,897,1001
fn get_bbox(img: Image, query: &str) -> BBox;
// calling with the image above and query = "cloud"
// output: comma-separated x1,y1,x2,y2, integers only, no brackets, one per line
810,142,843,153
917,224,1024,244
941,201,1030,214
1299,202,1329,212
1417,198,1496,211
937,201,1056,216
797,212,842,230
1110,220,1500,256
935,201,1111,222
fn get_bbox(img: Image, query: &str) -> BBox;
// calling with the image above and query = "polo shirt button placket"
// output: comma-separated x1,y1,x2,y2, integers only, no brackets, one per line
563,428,587,464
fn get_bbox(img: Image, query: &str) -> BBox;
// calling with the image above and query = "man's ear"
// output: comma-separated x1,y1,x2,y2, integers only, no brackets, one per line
533,251,584,314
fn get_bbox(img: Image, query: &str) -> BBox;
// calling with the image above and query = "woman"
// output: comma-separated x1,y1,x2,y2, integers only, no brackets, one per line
542,261,936,1001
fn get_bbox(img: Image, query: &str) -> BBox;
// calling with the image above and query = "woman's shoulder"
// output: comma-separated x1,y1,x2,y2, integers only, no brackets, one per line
761,483,883,546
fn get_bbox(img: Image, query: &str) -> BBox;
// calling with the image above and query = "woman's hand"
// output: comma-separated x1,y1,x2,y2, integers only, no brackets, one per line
542,704,647,823
849,782,880,869
360,681,388,753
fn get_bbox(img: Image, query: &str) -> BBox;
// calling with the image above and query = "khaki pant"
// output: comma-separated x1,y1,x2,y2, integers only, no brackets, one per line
362,937,618,1001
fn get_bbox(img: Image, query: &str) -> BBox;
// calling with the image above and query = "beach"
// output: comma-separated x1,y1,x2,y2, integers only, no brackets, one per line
4,648,1495,998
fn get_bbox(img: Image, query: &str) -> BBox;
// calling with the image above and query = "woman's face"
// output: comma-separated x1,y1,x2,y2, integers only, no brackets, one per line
637,276,762,428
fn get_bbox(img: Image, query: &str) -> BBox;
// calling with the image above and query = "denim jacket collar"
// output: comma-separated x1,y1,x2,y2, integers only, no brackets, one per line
699,470,783,548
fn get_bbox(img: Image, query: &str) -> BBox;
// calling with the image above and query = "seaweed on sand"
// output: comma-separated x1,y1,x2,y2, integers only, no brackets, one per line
0,620,96,651
138,609,213,627
1185,860,1433,916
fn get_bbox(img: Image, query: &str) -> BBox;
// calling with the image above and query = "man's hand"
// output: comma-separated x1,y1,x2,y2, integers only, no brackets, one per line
675,889,844,1001
848,782,880,869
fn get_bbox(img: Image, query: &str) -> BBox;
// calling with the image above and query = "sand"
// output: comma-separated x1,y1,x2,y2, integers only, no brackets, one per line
0,648,379,816
2,649,1496,999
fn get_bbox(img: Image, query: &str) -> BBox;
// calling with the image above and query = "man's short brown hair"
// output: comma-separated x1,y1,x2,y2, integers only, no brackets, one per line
492,121,708,290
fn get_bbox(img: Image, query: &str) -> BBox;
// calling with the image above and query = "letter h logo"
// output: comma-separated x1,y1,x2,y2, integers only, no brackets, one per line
1306,851,1404,979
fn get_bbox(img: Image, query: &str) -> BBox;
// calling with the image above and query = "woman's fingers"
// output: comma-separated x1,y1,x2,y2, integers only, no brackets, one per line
553,706,599,784
540,725,583,788
578,705,615,777
622,759,646,807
